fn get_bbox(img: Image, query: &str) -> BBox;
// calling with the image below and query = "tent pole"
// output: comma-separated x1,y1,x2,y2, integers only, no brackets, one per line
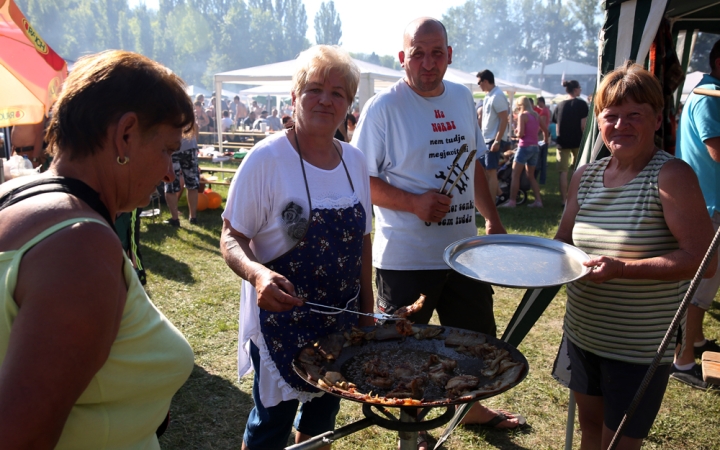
357,73,372,113
564,391,575,450
507,90,516,133
215,77,223,155
2,127,9,158
673,29,698,112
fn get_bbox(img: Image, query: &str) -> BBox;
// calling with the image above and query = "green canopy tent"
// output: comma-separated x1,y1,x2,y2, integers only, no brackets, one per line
579,0,720,167
435,1,720,448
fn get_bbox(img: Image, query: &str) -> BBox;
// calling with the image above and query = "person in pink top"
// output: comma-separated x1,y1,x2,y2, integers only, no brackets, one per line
500,96,543,207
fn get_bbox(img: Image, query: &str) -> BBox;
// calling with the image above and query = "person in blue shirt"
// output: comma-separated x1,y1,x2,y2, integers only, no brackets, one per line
672,38,720,389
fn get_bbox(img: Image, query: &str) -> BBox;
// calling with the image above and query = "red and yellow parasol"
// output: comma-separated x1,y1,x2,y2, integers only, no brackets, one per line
0,0,67,127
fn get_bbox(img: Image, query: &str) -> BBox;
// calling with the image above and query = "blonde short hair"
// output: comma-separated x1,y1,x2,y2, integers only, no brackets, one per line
292,45,360,103
594,62,663,117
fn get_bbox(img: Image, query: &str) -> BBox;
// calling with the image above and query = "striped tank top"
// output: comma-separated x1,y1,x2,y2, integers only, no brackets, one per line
564,150,687,364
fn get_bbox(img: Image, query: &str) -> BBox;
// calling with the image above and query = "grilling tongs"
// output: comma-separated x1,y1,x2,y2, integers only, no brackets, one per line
439,144,468,194
445,149,477,197
303,301,403,321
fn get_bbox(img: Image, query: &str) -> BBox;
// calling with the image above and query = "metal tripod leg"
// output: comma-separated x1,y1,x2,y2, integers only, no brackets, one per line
564,390,576,450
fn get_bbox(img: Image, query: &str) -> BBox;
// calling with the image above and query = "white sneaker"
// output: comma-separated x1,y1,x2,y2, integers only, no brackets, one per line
527,201,543,208
498,200,516,208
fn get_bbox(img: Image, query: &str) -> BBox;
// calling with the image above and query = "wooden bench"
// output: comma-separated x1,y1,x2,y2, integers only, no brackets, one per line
229,142,254,149
198,145,253,153
199,131,267,148
200,175,232,187
198,153,245,164
200,166,237,174
206,141,254,148
199,166,239,188
702,351,720,385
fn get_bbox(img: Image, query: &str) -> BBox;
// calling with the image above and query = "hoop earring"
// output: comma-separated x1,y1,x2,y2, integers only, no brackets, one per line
117,156,129,165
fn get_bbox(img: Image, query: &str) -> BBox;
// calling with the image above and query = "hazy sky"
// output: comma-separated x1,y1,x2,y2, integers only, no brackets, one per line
128,0,467,56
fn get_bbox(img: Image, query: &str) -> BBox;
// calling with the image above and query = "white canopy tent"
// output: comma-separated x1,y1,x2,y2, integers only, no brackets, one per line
680,70,704,103
238,80,393,105
442,68,482,92
215,59,402,105
237,82,293,113
185,85,210,99
239,81,294,97
443,68,541,115
236,68,543,112
218,89,241,99
526,59,598,76
213,58,403,148
495,77,543,96
444,68,542,96
526,60,598,95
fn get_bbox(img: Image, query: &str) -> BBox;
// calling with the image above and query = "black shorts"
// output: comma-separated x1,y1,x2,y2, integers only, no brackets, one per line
375,268,496,336
567,340,670,439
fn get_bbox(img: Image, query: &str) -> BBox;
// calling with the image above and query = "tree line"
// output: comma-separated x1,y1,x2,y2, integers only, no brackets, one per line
17,0,321,89
14,0,596,90
14,0,715,94
442,0,599,83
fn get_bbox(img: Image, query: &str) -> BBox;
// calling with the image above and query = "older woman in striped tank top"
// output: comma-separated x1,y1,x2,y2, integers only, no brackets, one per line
554,62,716,450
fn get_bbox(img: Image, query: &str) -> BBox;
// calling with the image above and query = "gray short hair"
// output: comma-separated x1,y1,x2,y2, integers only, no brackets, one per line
292,45,360,103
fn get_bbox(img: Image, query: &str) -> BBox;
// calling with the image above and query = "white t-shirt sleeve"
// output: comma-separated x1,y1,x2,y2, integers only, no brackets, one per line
222,150,268,238
468,93,488,157
351,98,387,178
491,90,509,115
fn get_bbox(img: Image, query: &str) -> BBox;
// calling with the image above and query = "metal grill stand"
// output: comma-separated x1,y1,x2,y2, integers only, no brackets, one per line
285,405,455,450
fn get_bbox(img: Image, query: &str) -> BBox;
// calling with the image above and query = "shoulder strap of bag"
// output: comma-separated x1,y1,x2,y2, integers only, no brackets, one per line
0,177,114,226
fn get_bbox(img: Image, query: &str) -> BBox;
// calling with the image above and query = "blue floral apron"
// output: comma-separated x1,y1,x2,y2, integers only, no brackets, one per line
259,137,366,392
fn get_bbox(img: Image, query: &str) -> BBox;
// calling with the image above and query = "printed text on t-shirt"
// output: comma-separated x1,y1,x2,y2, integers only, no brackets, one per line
429,134,466,147
431,109,457,132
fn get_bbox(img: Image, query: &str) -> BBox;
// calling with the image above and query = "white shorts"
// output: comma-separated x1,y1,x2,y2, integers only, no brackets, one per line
692,212,720,310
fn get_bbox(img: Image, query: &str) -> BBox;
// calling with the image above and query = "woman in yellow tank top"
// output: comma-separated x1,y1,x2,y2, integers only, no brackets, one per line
0,51,195,449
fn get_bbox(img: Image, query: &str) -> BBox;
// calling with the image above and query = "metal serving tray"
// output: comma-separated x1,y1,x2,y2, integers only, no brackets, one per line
443,234,591,288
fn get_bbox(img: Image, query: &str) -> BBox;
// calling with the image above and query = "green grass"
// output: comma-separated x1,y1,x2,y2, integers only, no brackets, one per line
148,156,720,449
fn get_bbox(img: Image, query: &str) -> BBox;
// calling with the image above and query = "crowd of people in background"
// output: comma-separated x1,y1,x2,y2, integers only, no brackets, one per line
182,88,369,152
470,71,596,212
190,93,295,145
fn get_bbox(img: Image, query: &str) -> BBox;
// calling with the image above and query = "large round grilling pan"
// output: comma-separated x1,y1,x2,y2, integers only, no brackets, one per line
293,324,529,408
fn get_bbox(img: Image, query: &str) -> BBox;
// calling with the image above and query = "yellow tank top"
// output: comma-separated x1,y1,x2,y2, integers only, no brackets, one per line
0,218,194,449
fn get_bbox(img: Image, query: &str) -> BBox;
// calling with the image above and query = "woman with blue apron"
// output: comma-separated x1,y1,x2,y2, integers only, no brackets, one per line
220,46,374,450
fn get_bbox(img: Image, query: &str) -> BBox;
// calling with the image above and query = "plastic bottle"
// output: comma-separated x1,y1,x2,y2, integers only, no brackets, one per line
22,154,33,170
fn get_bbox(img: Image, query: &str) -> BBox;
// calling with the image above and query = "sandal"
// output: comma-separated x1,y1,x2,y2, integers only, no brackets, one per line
477,410,527,430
